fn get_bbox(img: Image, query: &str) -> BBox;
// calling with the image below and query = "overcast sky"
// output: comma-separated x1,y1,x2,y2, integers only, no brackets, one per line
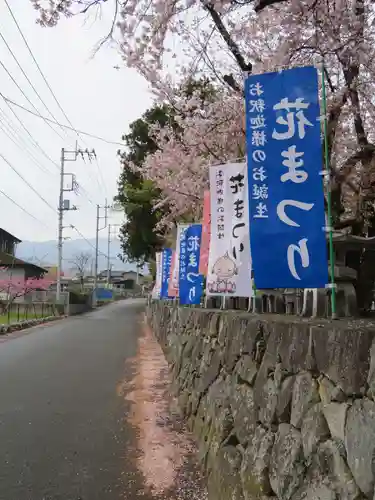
0,1,152,244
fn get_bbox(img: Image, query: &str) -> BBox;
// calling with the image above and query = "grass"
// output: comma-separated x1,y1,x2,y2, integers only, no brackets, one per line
0,304,56,325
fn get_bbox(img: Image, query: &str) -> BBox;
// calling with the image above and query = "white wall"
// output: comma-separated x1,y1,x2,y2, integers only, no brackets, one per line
0,267,25,281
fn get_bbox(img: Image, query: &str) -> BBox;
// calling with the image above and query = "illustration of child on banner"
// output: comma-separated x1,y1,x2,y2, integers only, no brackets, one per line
206,162,253,298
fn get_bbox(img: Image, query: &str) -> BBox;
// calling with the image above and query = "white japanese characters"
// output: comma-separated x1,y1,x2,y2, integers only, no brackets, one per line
170,223,189,296
179,231,188,283
287,238,309,281
272,96,315,280
247,81,270,221
272,98,313,140
180,225,203,305
187,271,200,302
187,235,200,253
280,146,308,184
277,200,314,228
246,67,327,288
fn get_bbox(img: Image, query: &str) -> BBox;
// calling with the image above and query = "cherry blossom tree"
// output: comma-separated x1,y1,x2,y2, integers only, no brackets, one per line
0,275,53,314
131,82,245,228
31,0,375,307
30,1,375,226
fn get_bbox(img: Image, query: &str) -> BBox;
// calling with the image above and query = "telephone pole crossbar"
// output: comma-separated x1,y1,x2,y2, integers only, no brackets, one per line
56,146,96,302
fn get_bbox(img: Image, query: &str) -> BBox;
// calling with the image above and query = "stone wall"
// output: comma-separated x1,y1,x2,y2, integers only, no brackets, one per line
147,301,375,500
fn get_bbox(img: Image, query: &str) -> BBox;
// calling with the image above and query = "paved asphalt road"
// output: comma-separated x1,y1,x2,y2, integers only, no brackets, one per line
0,299,154,500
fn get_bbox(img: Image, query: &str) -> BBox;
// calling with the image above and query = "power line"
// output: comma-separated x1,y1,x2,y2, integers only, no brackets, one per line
0,105,100,208
0,121,52,178
0,56,66,140
0,107,55,177
2,95,126,146
0,187,51,229
0,28,71,139
70,225,109,258
0,152,57,212
0,94,60,171
93,156,108,198
75,183,96,206
3,0,108,199
3,0,78,139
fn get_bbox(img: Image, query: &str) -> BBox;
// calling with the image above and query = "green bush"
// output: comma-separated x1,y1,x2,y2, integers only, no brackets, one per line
69,291,90,305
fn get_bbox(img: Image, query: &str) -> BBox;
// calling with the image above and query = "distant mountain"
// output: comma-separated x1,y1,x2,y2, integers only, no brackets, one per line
16,238,148,276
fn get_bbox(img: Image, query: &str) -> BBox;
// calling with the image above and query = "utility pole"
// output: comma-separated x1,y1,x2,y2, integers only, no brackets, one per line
136,262,140,286
93,200,111,306
56,145,96,302
94,203,100,300
107,223,111,285
107,223,120,286
57,148,65,303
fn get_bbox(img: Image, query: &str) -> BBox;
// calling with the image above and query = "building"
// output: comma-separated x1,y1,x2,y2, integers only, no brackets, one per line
97,269,146,289
97,270,124,282
0,228,20,255
0,228,46,280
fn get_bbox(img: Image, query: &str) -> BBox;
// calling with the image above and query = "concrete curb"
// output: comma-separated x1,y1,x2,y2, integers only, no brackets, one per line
0,314,67,335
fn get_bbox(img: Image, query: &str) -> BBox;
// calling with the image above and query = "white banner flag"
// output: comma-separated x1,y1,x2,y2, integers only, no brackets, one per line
207,162,253,297
170,223,190,295
152,251,163,299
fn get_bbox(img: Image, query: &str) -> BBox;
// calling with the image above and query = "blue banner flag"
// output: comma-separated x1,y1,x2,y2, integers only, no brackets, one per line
160,248,173,299
179,224,204,305
245,66,328,288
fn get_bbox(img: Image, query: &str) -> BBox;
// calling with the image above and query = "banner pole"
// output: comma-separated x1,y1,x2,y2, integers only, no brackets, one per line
251,273,257,313
321,63,337,319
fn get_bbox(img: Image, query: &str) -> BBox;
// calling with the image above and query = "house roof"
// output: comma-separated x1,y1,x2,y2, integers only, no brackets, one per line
110,271,125,278
123,270,144,277
98,270,122,277
0,228,21,244
0,252,47,273
98,269,145,279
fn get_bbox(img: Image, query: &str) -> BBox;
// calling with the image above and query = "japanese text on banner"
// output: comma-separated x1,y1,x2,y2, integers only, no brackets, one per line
245,66,328,288
170,223,190,296
206,162,253,297
152,251,163,299
179,224,204,305
168,251,177,298
160,248,173,299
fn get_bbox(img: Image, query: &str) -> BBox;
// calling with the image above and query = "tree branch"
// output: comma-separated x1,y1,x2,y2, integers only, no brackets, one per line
223,74,241,92
334,216,363,230
326,87,348,160
341,0,368,148
253,0,289,12
334,144,375,187
79,0,103,14
203,2,252,72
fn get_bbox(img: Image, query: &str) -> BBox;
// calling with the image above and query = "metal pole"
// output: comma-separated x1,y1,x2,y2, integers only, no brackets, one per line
107,223,111,286
57,147,64,303
321,63,337,319
93,204,100,306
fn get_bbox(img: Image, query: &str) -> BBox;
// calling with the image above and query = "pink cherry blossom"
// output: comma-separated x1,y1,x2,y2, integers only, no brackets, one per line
0,276,53,303
31,0,375,230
